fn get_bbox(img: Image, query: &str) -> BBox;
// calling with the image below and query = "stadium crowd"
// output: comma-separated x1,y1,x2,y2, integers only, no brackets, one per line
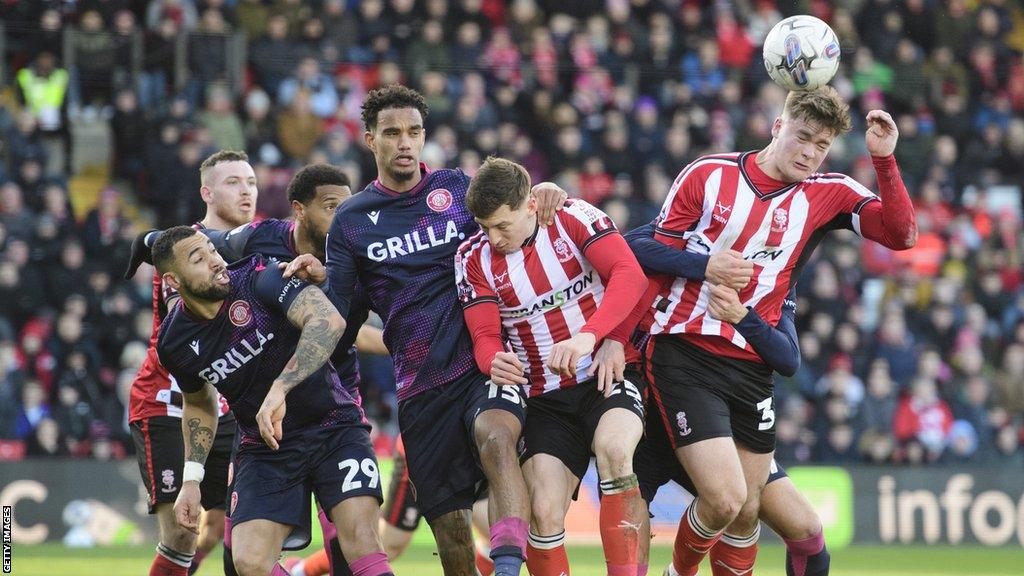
0,0,1022,467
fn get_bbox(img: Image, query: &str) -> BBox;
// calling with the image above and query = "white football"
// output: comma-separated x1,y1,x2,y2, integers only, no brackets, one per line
763,15,841,91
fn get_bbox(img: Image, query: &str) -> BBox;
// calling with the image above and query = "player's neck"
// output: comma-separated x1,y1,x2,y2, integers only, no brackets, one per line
292,223,324,262
200,214,239,231
182,294,222,321
755,147,787,181
377,168,423,193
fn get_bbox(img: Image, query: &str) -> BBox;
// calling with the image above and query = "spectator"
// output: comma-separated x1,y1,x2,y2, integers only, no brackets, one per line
70,10,118,108
14,380,51,440
894,376,954,460
276,89,323,163
198,85,246,152
249,15,306,96
14,51,70,173
278,56,339,119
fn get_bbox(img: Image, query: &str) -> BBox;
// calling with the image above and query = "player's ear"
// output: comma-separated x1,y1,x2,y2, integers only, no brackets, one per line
162,271,181,292
291,200,305,221
771,117,783,138
199,184,214,205
363,130,375,152
526,195,538,214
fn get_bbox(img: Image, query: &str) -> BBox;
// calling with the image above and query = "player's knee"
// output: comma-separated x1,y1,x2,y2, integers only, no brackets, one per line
530,492,567,535
594,441,634,479
233,554,274,576
476,425,518,464
704,483,746,524
159,522,198,553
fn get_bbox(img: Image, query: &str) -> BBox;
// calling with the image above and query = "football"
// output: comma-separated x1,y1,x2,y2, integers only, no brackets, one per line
763,15,841,91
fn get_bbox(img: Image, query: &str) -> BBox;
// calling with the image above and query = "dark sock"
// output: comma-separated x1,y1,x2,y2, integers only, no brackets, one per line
490,544,525,576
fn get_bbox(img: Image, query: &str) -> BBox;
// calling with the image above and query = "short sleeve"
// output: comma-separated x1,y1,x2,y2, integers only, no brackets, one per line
455,235,498,309
253,260,311,314
654,161,710,246
155,322,206,394
559,199,617,253
824,176,880,237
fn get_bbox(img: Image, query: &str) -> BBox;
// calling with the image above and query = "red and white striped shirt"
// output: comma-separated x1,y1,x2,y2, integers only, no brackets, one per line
457,200,618,396
649,152,880,362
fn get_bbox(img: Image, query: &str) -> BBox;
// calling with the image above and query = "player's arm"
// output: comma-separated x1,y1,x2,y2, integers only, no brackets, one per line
456,239,527,386
853,110,917,250
549,231,647,378
322,219,358,318
254,267,346,449
706,286,800,376
625,221,753,291
355,324,388,355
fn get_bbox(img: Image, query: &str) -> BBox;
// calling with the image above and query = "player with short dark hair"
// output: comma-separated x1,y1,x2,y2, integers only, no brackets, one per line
457,157,649,576
629,87,915,576
289,84,566,576
154,226,393,576
127,149,256,576
626,222,831,576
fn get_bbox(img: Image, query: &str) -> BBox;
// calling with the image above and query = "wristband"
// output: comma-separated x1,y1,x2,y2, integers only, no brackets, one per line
182,461,205,484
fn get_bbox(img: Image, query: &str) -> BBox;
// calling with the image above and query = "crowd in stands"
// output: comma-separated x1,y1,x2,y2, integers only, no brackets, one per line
0,0,1022,467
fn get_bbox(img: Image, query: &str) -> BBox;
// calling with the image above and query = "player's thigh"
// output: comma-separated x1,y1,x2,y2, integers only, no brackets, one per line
471,380,526,457
727,368,778,456
676,437,745,504
398,381,482,519
647,337,733,448
758,476,822,540
521,387,591,481
311,425,384,515
131,417,186,515
231,519,292,573
522,453,577,531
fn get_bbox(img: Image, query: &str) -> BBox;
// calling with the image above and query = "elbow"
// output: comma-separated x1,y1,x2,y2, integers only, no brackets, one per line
777,361,799,378
902,225,919,249
328,312,346,344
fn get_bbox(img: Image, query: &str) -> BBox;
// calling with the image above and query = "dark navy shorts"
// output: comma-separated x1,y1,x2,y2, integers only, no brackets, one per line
398,370,526,522
229,422,382,550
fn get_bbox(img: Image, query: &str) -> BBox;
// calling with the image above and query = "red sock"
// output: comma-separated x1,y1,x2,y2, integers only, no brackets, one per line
526,531,570,576
476,545,496,576
672,500,723,576
304,548,331,576
599,475,643,576
708,528,759,576
150,544,192,576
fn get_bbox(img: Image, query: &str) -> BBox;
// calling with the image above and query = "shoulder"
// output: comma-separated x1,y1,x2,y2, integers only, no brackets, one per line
428,168,471,191
804,172,876,197
672,153,743,185
457,230,489,265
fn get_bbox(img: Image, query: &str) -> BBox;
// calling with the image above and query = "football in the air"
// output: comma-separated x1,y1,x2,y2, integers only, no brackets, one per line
763,15,841,91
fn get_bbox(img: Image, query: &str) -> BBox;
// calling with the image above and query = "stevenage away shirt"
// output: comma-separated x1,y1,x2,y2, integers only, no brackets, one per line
157,255,360,444
325,164,480,402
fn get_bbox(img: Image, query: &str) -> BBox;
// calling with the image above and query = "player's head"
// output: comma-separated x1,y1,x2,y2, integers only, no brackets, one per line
288,163,353,253
361,85,429,185
199,150,258,228
153,226,231,303
767,86,852,182
466,156,537,255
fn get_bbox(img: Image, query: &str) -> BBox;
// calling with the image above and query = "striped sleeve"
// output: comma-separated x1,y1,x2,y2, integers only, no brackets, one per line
654,158,713,247
559,199,617,253
455,232,498,308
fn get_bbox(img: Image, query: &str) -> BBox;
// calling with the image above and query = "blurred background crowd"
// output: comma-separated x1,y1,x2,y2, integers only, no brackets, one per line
0,0,1021,467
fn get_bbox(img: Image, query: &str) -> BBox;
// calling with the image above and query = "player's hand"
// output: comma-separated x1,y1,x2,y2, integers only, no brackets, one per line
491,352,528,386
256,383,287,450
865,110,898,157
124,230,158,279
547,332,596,377
280,254,326,285
532,182,568,226
588,339,625,397
706,284,749,325
705,250,753,291
173,481,202,534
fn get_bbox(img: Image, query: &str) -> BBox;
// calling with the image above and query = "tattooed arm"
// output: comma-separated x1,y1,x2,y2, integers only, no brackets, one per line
256,285,345,449
174,382,218,533
182,383,219,465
